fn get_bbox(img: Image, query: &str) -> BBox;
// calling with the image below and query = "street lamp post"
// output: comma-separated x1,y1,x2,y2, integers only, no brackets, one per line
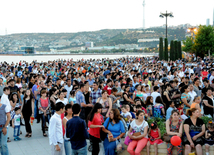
159,11,174,38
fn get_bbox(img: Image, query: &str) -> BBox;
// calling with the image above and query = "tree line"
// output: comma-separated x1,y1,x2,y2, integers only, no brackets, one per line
159,37,182,61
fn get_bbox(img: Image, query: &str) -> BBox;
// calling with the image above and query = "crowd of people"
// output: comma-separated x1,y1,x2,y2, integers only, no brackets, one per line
0,55,214,155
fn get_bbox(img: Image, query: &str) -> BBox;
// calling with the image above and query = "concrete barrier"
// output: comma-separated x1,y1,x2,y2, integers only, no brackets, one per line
118,140,214,155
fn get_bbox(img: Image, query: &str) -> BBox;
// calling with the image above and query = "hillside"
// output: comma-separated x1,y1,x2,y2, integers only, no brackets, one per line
0,28,186,51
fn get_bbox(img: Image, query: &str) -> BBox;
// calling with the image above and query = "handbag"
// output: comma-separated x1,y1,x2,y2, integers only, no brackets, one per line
124,131,134,145
164,118,180,143
100,120,110,141
163,133,171,143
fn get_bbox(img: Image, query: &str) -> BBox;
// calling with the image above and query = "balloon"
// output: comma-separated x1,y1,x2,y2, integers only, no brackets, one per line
170,136,181,146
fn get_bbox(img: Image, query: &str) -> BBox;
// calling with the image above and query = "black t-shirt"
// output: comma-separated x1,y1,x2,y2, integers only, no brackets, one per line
28,82,34,89
184,117,204,132
9,86,19,97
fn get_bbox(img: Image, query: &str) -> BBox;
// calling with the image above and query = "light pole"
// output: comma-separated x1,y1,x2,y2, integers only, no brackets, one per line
159,11,174,38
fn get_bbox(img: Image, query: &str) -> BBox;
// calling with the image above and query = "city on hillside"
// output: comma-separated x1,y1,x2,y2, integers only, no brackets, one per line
0,24,195,54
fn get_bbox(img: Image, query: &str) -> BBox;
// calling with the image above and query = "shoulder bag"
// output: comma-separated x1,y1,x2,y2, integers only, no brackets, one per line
100,120,110,141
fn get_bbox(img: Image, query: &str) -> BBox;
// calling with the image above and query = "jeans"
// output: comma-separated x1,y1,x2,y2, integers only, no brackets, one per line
34,100,37,118
40,114,50,133
72,145,87,155
0,127,9,155
64,139,72,155
13,125,20,137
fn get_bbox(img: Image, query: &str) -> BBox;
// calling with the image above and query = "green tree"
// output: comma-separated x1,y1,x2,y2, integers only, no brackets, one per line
182,36,194,53
194,25,214,57
164,38,168,61
170,40,174,61
159,37,163,60
178,41,182,59
174,40,178,60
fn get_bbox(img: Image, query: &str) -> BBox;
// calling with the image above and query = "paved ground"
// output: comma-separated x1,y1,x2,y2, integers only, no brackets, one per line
7,121,105,155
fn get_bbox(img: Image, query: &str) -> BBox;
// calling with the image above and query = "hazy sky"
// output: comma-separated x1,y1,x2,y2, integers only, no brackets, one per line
0,0,213,35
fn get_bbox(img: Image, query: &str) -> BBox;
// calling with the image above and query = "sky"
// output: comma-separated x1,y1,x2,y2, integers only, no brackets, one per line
0,0,214,35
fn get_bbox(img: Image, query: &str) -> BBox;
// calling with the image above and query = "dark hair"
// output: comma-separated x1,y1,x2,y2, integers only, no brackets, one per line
55,102,65,111
10,92,19,103
88,103,103,121
155,96,164,104
23,89,34,102
186,108,198,116
93,82,99,86
14,107,20,112
135,84,140,89
111,87,118,93
72,104,81,114
151,121,158,130
136,105,142,109
3,87,10,92
80,84,85,89
41,89,47,95
107,79,112,84
181,85,188,93
206,87,213,92
194,77,200,83
145,96,153,106
171,109,179,116
136,110,144,119
110,109,121,123
124,85,130,92
101,90,108,94
65,104,72,116
153,86,159,92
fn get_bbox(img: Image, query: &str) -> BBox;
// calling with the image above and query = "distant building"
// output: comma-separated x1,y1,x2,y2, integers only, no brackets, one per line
213,8,214,26
206,19,210,26
138,39,159,48
85,42,93,48
20,46,34,54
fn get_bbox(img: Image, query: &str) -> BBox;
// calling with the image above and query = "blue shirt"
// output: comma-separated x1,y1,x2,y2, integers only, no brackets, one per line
66,116,89,150
166,107,174,120
87,79,95,86
104,117,125,138
76,91,86,106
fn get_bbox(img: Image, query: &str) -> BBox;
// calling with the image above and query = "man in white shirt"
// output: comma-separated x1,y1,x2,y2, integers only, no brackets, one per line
188,83,197,104
151,86,161,105
49,102,65,155
1,87,11,142
1,87,11,111
209,71,214,84
64,79,73,99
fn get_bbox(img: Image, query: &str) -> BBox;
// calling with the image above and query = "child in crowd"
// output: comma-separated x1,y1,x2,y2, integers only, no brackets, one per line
12,107,22,141
135,97,148,116
136,105,148,120
69,90,76,104
205,121,214,155
166,101,175,120
153,96,165,118
178,103,188,120
20,88,25,104
121,105,132,126
191,96,202,117
147,122,163,155
125,104,135,119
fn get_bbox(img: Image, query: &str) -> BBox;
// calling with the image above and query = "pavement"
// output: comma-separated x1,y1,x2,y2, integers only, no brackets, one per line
7,121,105,155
